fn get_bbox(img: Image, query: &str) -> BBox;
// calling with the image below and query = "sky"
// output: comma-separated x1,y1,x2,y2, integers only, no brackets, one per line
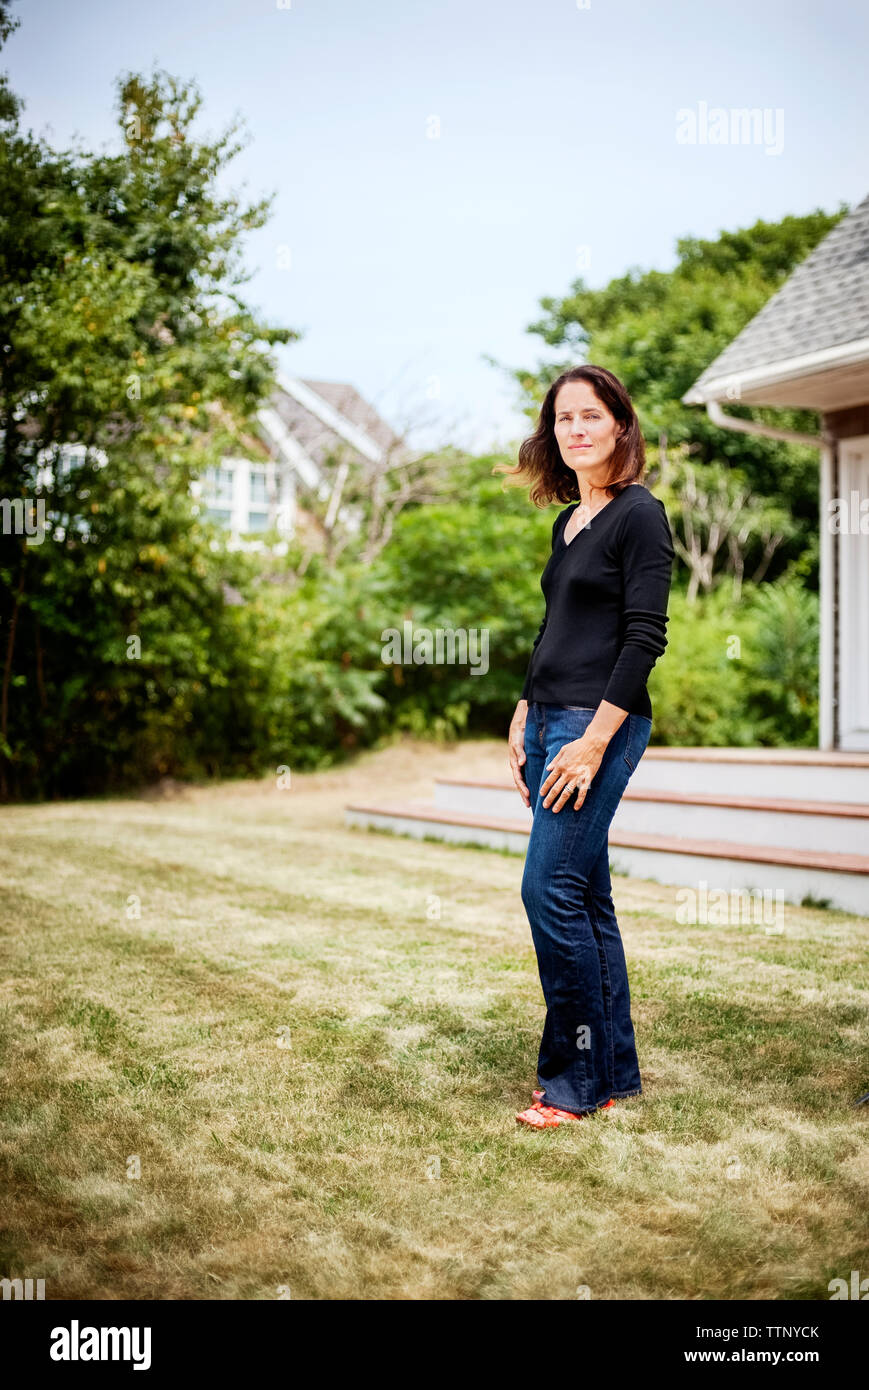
6,0,868,452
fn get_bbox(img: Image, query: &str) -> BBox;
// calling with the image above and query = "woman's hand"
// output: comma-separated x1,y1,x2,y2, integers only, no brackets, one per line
540,733,607,812
508,699,531,808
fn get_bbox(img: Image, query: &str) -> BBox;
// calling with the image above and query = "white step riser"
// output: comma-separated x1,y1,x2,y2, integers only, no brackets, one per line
607,846,868,918
435,783,530,820
611,801,868,857
345,808,529,855
436,767,867,811
434,782,869,854
630,759,869,805
347,808,869,916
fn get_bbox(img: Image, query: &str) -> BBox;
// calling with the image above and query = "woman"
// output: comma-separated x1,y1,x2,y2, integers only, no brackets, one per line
502,364,674,1130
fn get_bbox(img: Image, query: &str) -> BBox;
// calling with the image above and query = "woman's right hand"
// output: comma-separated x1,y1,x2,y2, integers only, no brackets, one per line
508,699,531,809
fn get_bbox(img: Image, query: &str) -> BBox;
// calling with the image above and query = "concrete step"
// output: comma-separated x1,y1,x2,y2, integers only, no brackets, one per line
631,747,869,804
345,798,869,916
432,778,869,856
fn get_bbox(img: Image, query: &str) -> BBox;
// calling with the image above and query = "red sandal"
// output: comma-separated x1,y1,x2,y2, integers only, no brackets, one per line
516,1099,610,1129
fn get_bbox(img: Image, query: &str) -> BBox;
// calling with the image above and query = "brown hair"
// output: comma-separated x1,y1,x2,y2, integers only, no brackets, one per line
494,364,646,507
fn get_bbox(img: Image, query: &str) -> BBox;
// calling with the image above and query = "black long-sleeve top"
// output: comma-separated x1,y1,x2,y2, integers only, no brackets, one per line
521,483,674,719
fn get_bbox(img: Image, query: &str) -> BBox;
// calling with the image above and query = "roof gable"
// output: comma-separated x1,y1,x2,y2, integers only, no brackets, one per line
267,376,403,471
684,193,869,403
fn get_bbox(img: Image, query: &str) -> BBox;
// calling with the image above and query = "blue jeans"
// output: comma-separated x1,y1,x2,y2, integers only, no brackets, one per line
521,703,652,1115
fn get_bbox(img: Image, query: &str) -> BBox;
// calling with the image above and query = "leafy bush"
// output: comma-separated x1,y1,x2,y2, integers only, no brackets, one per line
647,587,755,746
740,577,819,744
649,579,818,746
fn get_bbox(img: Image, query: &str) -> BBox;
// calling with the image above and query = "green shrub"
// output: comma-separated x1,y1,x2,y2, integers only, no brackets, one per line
648,579,818,747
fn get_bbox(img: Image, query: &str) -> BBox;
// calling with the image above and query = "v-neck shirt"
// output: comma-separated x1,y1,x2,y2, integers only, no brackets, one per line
520,483,674,718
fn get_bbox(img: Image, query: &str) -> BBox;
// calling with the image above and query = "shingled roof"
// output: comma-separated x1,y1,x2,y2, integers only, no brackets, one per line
684,192,869,404
268,376,404,471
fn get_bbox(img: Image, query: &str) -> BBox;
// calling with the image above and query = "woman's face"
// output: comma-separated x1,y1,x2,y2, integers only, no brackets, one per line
553,379,623,483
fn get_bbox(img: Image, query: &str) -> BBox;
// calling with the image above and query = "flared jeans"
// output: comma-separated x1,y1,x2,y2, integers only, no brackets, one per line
521,702,652,1115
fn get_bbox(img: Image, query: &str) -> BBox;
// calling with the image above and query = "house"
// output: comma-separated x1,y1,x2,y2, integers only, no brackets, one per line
197,373,405,547
345,197,869,914
41,375,404,552
683,189,869,753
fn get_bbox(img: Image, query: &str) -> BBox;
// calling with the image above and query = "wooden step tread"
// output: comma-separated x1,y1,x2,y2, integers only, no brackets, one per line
432,779,869,819
346,800,869,874
638,747,869,767
433,741,869,770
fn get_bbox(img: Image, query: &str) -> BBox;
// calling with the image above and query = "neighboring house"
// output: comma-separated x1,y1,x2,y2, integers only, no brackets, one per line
36,375,403,552
346,197,869,914
197,373,405,548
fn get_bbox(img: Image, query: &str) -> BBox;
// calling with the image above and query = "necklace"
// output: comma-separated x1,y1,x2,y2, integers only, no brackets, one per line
571,495,608,532
564,483,639,543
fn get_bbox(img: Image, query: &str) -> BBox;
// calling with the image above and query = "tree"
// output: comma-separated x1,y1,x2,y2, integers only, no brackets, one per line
0,0,19,125
0,37,297,796
657,449,795,602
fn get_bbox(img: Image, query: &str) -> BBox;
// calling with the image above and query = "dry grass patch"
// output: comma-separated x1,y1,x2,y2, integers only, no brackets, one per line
0,737,866,1299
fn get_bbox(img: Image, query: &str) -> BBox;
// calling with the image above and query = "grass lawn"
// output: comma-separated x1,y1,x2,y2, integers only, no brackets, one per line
1,737,867,1300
